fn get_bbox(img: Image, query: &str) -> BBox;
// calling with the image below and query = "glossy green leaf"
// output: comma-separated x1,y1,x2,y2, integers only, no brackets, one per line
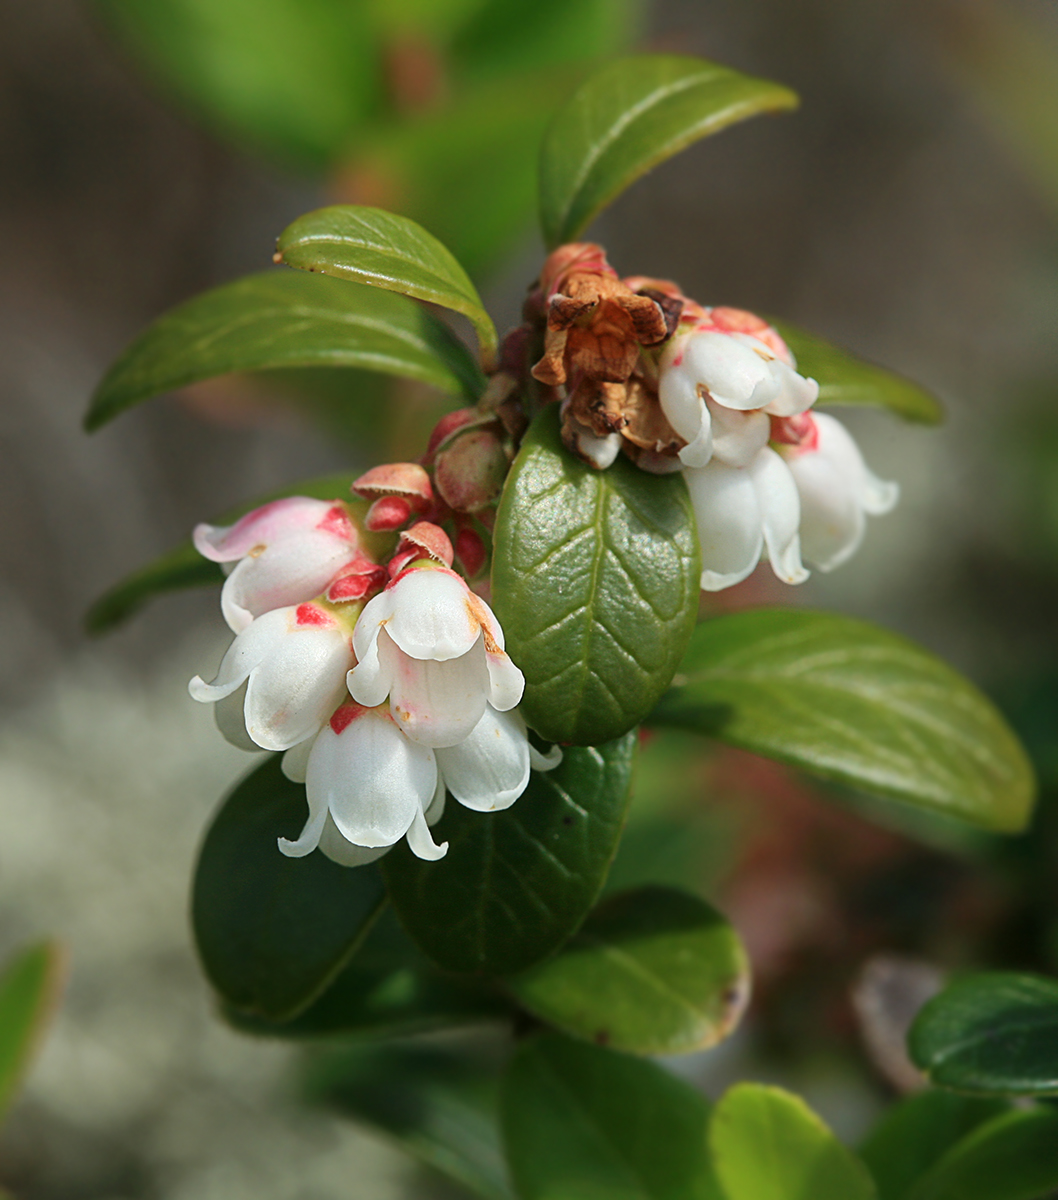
507,885,749,1056
539,55,798,247
492,406,700,746
192,756,386,1021
308,1041,513,1200
907,1108,1058,1200
502,1032,722,1200
223,907,506,1040
860,1091,1010,1200
652,609,1036,833
85,270,484,431
773,321,943,425
383,734,637,977
0,941,64,1123
908,973,1058,1097
275,205,497,360
710,1083,877,1200
85,477,390,634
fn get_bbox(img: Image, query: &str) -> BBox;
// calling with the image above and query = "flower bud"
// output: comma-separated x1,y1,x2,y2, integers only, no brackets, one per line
434,427,511,514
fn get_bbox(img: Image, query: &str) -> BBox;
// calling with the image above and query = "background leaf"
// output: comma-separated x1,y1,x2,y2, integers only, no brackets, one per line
276,205,497,359
383,734,637,977
773,321,944,425
492,406,700,747
506,885,750,1056
539,54,798,247
0,940,65,1124
710,1083,877,1200
907,1108,1058,1200
502,1032,721,1200
308,1040,513,1200
86,270,484,430
908,973,1058,1096
651,609,1036,833
191,756,386,1021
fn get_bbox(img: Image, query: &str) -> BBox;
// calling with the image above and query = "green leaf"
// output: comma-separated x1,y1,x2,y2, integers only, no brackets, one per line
383,734,637,977
222,907,507,1039
539,55,798,247
308,1041,513,1200
0,940,64,1123
191,756,386,1021
85,269,484,431
773,321,944,425
710,1083,877,1200
492,406,700,747
908,973,1058,1097
907,1108,1058,1200
506,885,749,1056
275,205,497,361
860,1091,1010,1200
85,476,391,634
501,1032,722,1200
652,609,1036,833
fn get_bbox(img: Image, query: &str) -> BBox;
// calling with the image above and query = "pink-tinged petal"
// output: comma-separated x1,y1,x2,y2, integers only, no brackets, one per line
688,332,778,411
193,497,345,563
281,737,315,784
214,683,258,752
684,462,764,591
308,706,435,848
382,568,482,662
710,307,793,364
813,413,899,515
706,398,770,468
188,606,294,703
786,448,865,572
387,640,490,749
750,448,809,585
484,650,524,713
317,815,391,868
435,706,531,812
405,807,449,861
763,358,819,417
347,625,398,710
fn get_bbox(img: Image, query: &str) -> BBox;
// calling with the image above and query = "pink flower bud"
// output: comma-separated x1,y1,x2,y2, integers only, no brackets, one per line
425,408,481,460
366,495,414,531
455,526,487,579
352,463,433,506
434,428,511,514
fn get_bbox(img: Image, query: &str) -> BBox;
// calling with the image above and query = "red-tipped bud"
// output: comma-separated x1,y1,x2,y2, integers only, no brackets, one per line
425,408,481,460
352,462,433,506
434,429,510,514
365,495,413,531
455,527,487,579
398,521,454,567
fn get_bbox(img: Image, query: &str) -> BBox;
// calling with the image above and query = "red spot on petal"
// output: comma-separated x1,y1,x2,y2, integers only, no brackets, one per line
295,603,334,628
330,702,367,735
316,504,356,540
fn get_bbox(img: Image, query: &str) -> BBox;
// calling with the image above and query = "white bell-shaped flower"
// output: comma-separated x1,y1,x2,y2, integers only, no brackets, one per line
194,497,368,632
188,602,353,751
349,562,524,749
659,329,819,470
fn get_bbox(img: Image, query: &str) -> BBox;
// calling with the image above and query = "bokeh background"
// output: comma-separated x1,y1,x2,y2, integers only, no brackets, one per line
2,0,1057,1195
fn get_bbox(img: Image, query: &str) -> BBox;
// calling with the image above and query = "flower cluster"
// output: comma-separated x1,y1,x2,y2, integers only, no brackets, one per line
189,489,560,867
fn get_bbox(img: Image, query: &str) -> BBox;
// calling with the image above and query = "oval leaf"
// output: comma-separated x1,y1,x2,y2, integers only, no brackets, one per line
909,973,1058,1097
85,478,392,634
383,734,637,977
907,1108,1058,1200
85,269,484,430
773,320,943,425
710,1083,877,1200
651,609,1036,833
0,940,65,1123
192,756,386,1021
502,1032,722,1200
492,406,700,746
539,55,798,247
507,885,750,1056
275,205,498,360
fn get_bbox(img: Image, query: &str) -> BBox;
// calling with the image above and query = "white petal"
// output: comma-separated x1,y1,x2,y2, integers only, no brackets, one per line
689,332,778,411
750,448,809,585
659,353,713,466
763,359,819,417
436,706,531,812
424,775,446,826
706,398,770,468
529,742,563,771
684,462,764,591
484,649,524,712
383,569,482,661
317,814,390,867
213,682,258,752
277,772,328,859
387,639,490,749
813,412,899,515
347,619,396,709
308,708,434,848
281,736,315,783
405,806,449,861
188,606,292,704
569,414,623,469
786,449,865,572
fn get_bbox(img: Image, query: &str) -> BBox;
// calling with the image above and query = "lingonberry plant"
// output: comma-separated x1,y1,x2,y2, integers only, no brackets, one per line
85,56,1057,1200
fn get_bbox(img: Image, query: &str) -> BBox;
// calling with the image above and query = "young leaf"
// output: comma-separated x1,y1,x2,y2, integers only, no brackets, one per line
308,1041,513,1200
85,477,389,634
0,940,65,1124
908,973,1058,1096
651,609,1036,833
860,1091,1010,1200
710,1083,877,1200
506,885,750,1056
383,734,637,977
492,406,700,746
85,270,484,430
773,320,943,425
539,55,798,247
191,756,386,1021
907,1108,1058,1200
275,205,498,361
502,1032,722,1200
222,907,507,1040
